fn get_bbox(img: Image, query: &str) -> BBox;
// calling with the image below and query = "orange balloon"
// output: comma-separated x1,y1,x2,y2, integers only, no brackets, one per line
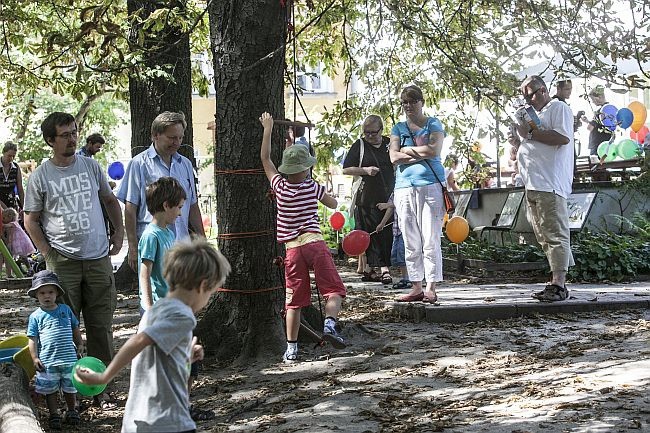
628,101,647,133
446,216,469,244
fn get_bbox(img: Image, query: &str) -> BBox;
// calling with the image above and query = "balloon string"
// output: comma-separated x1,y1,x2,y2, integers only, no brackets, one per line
368,222,393,236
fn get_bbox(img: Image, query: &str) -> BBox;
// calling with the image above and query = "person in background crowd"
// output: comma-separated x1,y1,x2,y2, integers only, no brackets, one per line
0,141,25,212
552,79,572,103
581,85,612,156
514,75,574,303
342,115,395,284
444,154,460,192
389,85,447,304
77,133,105,158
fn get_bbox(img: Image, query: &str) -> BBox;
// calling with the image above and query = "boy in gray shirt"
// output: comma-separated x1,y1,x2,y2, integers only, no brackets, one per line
75,239,231,432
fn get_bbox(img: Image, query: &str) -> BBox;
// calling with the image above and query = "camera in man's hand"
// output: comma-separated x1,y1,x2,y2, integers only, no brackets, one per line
574,110,585,132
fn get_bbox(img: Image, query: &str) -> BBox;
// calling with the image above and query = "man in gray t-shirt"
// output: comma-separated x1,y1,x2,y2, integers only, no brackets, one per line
24,112,124,408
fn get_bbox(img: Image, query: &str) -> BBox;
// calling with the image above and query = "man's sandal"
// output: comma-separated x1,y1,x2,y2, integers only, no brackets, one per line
532,284,568,302
361,271,381,282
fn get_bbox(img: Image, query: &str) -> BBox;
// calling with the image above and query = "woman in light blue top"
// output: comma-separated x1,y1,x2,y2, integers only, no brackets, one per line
389,85,446,304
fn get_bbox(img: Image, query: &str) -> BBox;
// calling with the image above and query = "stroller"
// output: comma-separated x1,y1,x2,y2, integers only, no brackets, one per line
15,252,46,277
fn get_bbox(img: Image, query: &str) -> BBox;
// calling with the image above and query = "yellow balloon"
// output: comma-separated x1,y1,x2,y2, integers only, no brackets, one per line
443,213,449,227
628,101,647,133
446,216,470,244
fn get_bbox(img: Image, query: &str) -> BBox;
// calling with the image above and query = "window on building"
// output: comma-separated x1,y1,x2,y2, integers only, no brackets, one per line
294,63,333,93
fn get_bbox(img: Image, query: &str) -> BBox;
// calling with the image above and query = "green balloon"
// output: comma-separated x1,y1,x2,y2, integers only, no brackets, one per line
71,356,107,396
605,142,619,162
347,215,356,230
597,141,611,158
597,141,618,161
618,139,641,159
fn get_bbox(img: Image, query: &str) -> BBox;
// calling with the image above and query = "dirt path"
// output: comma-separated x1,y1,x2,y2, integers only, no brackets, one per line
2,279,648,432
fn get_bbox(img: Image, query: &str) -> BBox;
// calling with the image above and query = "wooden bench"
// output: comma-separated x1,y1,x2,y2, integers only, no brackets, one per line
575,156,643,181
473,189,525,244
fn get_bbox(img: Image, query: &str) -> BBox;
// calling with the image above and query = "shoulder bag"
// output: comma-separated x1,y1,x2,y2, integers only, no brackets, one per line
348,139,365,218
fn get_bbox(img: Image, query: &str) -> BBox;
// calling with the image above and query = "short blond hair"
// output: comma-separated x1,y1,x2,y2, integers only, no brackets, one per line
163,238,231,292
589,85,605,97
151,111,187,136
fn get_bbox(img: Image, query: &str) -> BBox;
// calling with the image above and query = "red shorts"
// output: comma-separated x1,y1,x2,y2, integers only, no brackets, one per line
284,240,346,309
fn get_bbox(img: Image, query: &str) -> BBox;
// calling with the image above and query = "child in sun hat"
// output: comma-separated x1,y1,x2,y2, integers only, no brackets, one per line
259,112,347,363
26,270,83,430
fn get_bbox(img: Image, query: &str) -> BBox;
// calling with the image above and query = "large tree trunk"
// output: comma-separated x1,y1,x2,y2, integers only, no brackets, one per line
127,0,195,164
0,364,43,433
197,0,287,362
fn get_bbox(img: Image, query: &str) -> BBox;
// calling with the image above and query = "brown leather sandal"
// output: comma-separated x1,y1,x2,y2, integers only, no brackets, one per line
361,271,381,282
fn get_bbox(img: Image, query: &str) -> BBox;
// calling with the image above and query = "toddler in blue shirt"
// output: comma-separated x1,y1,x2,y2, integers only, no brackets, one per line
27,270,83,430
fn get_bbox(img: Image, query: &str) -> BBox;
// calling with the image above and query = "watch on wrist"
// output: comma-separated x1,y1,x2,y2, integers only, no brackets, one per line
526,130,533,140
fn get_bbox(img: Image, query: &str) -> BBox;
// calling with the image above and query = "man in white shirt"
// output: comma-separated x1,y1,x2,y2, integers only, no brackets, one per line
515,75,575,302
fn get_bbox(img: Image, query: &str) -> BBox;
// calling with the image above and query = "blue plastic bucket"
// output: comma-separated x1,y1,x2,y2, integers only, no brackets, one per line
0,348,21,363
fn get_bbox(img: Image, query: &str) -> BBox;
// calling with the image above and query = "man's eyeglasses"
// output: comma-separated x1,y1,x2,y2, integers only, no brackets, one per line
55,130,78,140
401,99,421,107
363,128,382,136
523,87,542,101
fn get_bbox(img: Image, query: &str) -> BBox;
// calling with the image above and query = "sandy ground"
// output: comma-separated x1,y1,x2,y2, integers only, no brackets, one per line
1,274,649,433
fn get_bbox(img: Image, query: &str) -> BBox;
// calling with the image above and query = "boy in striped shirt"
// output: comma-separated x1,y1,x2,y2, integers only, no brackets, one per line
27,270,84,429
260,112,347,363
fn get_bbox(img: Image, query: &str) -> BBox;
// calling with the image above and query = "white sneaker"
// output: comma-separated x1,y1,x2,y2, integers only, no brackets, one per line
323,324,346,349
282,348,298,363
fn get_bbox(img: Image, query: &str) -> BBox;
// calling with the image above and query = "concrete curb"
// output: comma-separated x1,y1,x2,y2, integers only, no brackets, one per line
388,299,650,324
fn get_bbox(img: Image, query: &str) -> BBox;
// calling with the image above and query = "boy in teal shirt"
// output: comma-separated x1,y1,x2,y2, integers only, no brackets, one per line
138,177,186,311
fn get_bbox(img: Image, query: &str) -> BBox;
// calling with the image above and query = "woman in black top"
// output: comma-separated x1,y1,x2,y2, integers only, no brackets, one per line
343,115,396,284
0,141,24,212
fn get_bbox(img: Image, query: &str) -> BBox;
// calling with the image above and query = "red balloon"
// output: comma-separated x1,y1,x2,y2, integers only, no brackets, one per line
329,211,346,230
630,125,649,145
342,230,370,256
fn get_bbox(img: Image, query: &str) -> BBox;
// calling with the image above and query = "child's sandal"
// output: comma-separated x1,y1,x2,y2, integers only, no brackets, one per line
49,413,62,430
65,409,81,425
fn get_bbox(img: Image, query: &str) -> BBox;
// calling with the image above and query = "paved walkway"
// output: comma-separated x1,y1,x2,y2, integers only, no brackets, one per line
111,239,650,324
340,270,650,324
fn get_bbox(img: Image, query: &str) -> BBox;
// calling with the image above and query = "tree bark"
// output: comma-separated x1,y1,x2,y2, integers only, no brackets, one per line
0,364,43,433
197,0,287,362
74,93,101,133
127,0,195,164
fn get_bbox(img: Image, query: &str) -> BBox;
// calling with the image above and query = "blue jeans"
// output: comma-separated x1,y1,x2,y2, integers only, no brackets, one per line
391,233,406,267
